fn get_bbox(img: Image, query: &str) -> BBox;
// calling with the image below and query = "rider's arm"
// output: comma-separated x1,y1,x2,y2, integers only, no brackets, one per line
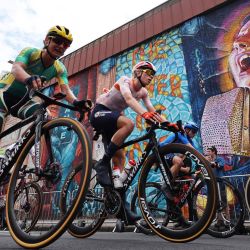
11,48,43,88
119,82,147,115
141,90,155,112
142,92,166,122
55,62,78,104
60,84,77,104
11,62,30,83
215,157,225,170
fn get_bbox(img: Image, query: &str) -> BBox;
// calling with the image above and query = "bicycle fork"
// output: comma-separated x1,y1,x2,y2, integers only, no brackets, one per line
152,143,173,192
34,119,43,171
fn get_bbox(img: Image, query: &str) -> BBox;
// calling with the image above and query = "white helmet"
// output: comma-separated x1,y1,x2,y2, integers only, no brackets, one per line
132,61,156,74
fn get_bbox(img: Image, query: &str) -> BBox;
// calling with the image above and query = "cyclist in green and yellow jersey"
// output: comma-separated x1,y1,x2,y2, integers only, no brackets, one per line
0,25,86,131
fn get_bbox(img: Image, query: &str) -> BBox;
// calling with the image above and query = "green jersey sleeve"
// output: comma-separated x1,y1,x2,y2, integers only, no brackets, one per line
15,47,38,65
55,61,69,85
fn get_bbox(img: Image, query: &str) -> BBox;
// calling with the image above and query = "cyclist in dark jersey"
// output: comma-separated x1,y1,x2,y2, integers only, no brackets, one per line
136,121,199,231
0,25,86,132
159,121,199,178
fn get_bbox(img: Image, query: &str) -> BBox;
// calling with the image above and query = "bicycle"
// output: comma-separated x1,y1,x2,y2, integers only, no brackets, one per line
0,168,43,232
194,176,245,238
245,177,250,213
61,120,217,243
1,80,92,249
131,176,245,238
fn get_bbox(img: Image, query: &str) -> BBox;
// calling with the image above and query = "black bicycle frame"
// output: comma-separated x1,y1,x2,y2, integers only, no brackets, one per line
117,125,173,192
0,115,36,182
0,83,86,184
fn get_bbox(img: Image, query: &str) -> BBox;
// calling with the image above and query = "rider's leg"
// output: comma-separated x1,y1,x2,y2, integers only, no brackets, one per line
95,116,134,186
0,97,8,133
112,149,126,171
17,100,40,119
170,155,185,178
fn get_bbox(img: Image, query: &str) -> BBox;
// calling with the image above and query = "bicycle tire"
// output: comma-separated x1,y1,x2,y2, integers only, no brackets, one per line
6,117,92,249
245,177,250,213
62,165,107,238
131,182,168,235
15,182,43,233
138,143,217,243
194,178,245,238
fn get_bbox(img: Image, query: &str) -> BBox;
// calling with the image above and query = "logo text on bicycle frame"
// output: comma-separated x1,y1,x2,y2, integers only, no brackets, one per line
0,129,31,176
185,151,207,174
123,150,147,189
140,198,161,229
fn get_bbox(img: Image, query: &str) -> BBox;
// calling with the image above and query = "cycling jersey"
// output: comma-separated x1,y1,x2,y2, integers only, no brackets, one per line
91,76,151,141
96,76,149,113
160,132,195,147
0,47,69,132
0,47,68,109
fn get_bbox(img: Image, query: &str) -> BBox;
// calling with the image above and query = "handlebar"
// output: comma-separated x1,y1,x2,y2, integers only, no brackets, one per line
10,76,92,122
146,119,184,133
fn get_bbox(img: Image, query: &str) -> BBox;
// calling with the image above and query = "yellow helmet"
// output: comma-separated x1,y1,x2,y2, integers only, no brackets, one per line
47,25,73,43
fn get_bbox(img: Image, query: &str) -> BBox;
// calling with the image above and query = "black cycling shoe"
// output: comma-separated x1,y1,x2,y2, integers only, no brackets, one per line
135,219,150,230
174,216,191,229
94,159,112,187
113,219,125,232
125,206,141,225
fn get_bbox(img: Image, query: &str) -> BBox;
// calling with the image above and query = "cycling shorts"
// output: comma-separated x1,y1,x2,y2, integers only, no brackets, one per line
90,104,121,142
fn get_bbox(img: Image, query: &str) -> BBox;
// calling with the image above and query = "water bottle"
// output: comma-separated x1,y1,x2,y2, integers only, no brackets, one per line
112,166,123,189
119,159,136,182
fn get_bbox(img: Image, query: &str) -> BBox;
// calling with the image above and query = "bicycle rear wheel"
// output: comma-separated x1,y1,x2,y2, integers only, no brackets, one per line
245,177,250,213
195,178,245,238
138,143,217,243
6,117,92,249
61,165,107,238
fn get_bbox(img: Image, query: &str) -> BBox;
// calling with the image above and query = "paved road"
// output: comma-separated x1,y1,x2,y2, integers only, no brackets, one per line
0,231,249,250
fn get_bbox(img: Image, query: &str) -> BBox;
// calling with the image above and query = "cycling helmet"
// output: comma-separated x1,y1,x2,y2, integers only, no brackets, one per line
47,25,73,43
184,121,199,132
132,61,157,74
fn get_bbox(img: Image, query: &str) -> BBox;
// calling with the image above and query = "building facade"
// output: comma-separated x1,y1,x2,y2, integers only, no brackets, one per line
1,0,250,210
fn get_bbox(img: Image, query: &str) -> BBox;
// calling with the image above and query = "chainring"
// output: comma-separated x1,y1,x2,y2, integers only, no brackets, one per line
104,189,122,216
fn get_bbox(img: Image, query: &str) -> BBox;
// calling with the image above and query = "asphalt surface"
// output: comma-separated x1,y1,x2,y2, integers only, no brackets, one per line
0,231,249,250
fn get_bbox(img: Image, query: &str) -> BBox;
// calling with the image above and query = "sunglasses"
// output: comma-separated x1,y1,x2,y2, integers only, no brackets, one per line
51,37,71,49
141,69,155,77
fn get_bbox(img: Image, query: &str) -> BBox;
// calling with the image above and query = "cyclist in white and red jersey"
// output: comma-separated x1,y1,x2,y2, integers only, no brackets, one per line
90,61,177,187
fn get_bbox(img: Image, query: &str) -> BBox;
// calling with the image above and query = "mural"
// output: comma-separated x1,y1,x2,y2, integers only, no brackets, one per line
93,0,250,199
1,0,249,218
180,0,250,177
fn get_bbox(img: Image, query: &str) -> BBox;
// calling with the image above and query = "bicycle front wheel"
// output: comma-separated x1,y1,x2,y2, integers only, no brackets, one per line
131,182,168,235
138,143,217,243
6,117,92,249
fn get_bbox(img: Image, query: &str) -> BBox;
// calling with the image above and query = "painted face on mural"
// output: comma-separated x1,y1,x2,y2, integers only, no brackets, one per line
229,20,250,88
